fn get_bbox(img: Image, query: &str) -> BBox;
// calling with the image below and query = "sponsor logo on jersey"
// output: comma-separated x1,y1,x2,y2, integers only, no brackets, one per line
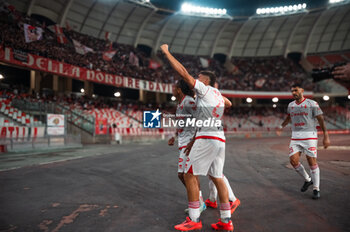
294,122,306,127
291,112,308,117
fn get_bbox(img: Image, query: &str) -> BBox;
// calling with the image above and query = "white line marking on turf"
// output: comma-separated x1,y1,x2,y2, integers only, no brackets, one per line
319,146,350,150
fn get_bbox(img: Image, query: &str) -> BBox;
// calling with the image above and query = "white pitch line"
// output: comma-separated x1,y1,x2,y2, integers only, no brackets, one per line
0,152,111,172
319,146,350,150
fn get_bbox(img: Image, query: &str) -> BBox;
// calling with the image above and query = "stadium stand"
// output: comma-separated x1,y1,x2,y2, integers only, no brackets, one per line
0,84,347,138
0,6,315,91
221,57,312,91
0,0,348,141
323,106,350,129
0,90,44,127
307,53,349,68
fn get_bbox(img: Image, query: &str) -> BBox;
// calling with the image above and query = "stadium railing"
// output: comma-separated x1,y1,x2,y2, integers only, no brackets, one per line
54,104,95,135
1,134,82,153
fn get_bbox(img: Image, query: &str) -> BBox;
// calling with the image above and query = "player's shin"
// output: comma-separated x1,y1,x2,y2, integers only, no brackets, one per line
223,175,237,202
220,203,231,222
188,201,200,222
294,162,311,182
185,173,201,221
208,178,217,202
310,164,320,190
199,190,203,203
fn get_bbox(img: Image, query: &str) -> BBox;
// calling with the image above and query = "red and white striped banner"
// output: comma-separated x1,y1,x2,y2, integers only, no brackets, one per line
54,24,68,44
0,126,45,138
0,47,174,94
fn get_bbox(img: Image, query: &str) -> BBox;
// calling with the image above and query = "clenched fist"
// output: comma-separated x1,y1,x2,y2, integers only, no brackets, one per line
168,136,175,146
323,135,330,149
160,44,169,53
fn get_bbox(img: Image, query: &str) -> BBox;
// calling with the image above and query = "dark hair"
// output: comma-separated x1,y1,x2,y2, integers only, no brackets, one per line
199,71,216,87
291,83,303,89
176,79,194,97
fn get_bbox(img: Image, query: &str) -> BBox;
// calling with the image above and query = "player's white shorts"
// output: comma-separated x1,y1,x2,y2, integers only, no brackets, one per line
178,147,187,173
185,138,225,178
289,139,318,157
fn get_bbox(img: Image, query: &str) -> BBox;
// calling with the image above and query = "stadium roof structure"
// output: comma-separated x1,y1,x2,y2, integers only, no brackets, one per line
11,0,350,57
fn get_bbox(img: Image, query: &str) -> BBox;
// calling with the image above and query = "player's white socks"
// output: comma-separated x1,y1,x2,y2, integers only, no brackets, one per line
310,164,320,191
220,203,231,222
223,175,237,202
294,162,311,182
188,201,200,222
199,190,204,203
208,176,237,202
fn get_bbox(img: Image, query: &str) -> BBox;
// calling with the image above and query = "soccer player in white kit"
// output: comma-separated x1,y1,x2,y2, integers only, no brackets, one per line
168,79,207,213
168,80,240,215
205,83,240,212
161,44,234,231
280,84,330,199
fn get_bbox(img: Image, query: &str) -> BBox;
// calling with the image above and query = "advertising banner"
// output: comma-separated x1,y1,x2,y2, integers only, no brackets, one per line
0,47,173,94
47,114,65,135
95,118,108,135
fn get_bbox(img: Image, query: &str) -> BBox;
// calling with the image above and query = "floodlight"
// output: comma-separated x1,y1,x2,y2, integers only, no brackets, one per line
323,95,330,101
272,97,279,103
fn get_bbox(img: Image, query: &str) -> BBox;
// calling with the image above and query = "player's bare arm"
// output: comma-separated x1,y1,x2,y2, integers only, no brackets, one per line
280,114,291,128
184,131,197,156
223,96,232,108
316,115,330,149
160,44,196,88
168,131,178,146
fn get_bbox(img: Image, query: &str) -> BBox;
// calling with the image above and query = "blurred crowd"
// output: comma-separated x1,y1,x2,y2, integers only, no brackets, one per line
0,3,313,91
220,57,313,91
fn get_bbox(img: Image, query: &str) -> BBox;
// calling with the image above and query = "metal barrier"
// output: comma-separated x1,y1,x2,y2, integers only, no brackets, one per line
54,104,95,135
12,99,95,135
0,134,82,152
11,99,55,123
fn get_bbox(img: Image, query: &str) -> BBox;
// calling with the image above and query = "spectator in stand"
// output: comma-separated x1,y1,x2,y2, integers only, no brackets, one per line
0,4,313,92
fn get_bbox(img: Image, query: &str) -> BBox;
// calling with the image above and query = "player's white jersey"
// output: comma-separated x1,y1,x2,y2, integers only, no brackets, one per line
193,80,225,141
176,95,196,148
287,98,323,139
